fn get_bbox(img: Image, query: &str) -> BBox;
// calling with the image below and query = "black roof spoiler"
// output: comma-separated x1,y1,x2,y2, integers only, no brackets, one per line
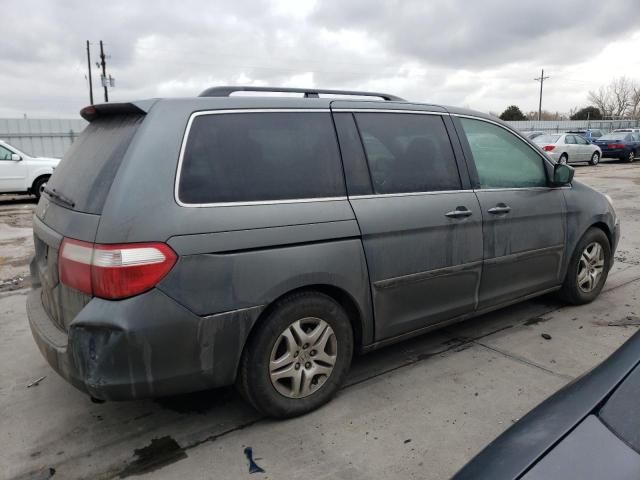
198,86,405,102
80,99,157,121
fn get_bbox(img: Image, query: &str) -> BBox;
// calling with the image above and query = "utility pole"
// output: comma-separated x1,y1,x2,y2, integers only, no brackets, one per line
534,68,550,121
86,40,94,105
99,40,108,102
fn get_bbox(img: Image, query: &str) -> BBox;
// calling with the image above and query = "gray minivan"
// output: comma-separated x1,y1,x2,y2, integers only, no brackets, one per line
27,87,620,418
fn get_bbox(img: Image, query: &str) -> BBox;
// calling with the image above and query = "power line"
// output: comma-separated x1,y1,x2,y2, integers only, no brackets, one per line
534,68,550,121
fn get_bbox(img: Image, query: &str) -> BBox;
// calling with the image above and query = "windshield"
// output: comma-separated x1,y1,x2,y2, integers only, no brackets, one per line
534,134,560,144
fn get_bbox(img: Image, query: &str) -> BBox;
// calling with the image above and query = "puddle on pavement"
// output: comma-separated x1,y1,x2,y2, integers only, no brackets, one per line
117,436,188,478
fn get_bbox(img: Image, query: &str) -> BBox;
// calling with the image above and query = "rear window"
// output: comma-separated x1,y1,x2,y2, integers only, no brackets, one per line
534,134,560,143
46,114,144,214
178,112,345,204
600,133,630,141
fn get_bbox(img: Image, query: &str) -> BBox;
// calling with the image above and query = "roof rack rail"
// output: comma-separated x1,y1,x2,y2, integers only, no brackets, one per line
198,86,405,101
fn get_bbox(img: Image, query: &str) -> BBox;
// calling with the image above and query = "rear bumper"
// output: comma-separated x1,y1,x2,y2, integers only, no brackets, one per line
600,148,628,159
27,287,263,400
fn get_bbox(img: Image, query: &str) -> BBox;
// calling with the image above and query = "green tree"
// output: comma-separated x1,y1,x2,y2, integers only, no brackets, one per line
499,105,527,121
570,106,602,121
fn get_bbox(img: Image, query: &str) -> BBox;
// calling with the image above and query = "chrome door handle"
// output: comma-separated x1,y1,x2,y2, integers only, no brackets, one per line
488,204,511,214
445,207,473,218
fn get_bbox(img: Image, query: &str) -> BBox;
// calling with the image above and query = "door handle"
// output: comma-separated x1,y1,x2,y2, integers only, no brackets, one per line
445,206,473,218
488,203,512,215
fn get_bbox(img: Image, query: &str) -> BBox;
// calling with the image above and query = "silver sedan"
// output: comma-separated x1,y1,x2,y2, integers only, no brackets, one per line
534,133,602,165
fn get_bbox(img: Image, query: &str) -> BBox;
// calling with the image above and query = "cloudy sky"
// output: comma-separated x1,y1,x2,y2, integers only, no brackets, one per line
2,0,640,118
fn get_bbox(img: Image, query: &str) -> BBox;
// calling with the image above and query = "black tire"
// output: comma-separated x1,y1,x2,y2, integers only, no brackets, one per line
628,150,636,163
31,176,49,200
237,291,354,418
559,227,611,305
589,151,600,166
559,153,568,164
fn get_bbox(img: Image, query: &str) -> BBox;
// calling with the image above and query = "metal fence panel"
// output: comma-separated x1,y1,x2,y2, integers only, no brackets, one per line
507,119,640,133
0,118,88,158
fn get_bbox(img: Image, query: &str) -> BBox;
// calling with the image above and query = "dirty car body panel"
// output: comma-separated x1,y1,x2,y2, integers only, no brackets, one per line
27,94,619,402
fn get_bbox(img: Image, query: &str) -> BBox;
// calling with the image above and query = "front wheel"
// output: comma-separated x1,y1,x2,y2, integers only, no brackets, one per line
237,291,354,418
589,151,600,166
559,228,611,305
32,176,49,200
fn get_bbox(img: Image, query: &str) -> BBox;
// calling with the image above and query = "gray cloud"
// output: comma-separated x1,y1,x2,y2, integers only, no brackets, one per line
0,0,639,117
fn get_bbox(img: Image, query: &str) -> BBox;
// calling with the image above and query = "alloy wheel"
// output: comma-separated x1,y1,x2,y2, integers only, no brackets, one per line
269,317,337,398
577,242,605,293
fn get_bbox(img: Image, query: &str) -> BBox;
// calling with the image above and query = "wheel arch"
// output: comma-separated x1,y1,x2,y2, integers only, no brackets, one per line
30,173,51,192
248,284,365,355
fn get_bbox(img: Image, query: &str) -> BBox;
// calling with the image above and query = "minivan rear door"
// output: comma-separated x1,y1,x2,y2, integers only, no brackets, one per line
332,104,483,342
31,104,148,332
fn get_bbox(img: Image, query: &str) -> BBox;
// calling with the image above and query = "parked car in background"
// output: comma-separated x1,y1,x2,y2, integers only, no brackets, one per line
534,133,602,165
521,131,545,140
0,140,59,199
613,128,640,133
594,132,638,162
27,86,619,418
453,330,640,480
566,129,603,142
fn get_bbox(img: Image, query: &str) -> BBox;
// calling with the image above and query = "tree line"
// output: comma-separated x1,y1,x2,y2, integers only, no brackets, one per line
497,77,640,121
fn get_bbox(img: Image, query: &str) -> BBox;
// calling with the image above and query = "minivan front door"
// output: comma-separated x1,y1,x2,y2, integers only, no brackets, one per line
455,117,566,309
334,110,483,341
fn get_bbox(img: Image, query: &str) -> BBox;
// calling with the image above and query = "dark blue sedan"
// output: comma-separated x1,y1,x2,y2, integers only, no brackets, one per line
594,132,639,162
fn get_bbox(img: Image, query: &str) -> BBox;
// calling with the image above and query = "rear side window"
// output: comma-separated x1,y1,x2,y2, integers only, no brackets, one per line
354,113,461,194
47,114,144,214
459,118,547,189
178,112,345,204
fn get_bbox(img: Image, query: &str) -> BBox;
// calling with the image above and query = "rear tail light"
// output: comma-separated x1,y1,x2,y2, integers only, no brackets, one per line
59,239,177,299
542,145,555,151
608,143,624,149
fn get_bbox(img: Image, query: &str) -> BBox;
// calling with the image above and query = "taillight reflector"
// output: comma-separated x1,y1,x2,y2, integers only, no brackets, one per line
542,145,555,151
59,239,177,299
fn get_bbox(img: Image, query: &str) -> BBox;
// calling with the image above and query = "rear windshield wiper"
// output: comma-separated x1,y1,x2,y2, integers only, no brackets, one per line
42,187,75,209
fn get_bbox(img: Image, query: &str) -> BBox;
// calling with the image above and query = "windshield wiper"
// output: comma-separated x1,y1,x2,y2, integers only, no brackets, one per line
42,186,75,209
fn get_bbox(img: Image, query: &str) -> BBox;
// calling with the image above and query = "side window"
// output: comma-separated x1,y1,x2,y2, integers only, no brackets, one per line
0,146,12,160
459,118,547,189
354,113,461,194
564,135,576,144
178,112,346,204
575,136,589,145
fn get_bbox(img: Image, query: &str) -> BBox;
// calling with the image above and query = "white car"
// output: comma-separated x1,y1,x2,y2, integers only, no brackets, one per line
534,133,603,165
0,140,59,198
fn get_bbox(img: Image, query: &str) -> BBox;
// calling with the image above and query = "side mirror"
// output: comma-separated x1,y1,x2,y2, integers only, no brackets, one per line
552,163,574,186
10,153,21,161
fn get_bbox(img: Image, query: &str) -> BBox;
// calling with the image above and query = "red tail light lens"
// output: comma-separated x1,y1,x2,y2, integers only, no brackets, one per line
542,145,555,151
608,143,624,149
59,239,177,299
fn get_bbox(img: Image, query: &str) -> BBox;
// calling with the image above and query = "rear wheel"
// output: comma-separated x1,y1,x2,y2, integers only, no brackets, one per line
31,176,49,200
628,150,636,163
559,153,568,164
559,228,611,305
237,291,353,418
589,151,600,166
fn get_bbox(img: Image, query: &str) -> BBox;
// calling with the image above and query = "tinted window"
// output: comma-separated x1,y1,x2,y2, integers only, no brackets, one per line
460,118,547,189
179,112,345,204
333,113,373,195
600,133,630,141
47,114,144,214
354,113,461,194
